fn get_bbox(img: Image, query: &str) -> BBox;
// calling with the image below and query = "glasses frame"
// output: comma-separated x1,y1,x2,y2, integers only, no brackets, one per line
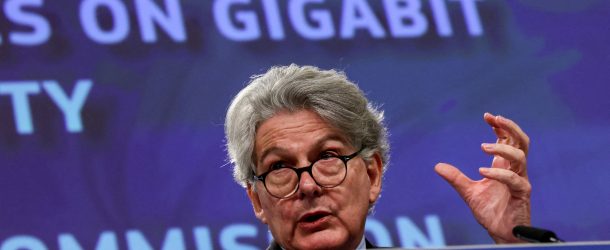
253,148,363,199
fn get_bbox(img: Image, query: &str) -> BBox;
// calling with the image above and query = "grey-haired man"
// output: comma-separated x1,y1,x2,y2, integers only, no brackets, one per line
225,65,531,249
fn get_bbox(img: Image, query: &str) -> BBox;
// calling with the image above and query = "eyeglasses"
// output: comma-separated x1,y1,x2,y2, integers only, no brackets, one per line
253,148,363,199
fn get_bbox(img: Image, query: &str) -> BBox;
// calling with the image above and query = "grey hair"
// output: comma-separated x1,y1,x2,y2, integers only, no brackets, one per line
225,64,390,188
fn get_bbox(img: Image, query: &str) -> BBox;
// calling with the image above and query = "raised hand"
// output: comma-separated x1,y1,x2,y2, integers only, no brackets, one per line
435,113,531,243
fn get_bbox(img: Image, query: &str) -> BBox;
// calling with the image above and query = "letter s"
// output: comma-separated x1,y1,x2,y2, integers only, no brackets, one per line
4,0,51,46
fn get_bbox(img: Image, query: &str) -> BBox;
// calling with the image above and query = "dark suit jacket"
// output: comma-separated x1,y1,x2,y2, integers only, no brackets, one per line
266,238,381,250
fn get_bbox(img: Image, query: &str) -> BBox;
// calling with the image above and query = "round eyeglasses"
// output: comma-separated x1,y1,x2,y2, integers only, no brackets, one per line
252,148,362,199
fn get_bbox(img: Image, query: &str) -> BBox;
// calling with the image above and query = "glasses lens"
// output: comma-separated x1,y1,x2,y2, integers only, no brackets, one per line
312,157,346,187
266,168,298,198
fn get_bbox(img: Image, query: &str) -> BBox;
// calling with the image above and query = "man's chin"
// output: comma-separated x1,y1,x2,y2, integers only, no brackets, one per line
290,229,351,250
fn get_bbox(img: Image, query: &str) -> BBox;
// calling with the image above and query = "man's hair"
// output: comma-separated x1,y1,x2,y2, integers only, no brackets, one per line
225,64,390,187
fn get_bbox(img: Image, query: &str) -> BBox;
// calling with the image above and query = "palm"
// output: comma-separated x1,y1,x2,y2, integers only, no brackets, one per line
435,114,531,243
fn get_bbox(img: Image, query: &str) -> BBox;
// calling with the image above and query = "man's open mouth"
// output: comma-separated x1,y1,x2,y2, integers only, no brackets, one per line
301,212,329,223
297,210,332,231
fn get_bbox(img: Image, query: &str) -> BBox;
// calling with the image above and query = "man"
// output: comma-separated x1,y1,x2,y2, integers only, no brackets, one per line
225,65,531,249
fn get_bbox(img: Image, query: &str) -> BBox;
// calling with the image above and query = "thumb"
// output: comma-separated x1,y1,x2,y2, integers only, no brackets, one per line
434,163,473,196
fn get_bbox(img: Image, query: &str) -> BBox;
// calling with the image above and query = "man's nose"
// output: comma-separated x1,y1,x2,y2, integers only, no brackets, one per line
298,169,322,198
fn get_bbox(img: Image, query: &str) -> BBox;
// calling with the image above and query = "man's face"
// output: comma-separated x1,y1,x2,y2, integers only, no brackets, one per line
247,109,383,250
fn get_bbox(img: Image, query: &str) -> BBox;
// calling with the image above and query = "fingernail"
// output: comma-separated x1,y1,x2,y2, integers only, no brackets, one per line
479,167,489,173
482,143,494,150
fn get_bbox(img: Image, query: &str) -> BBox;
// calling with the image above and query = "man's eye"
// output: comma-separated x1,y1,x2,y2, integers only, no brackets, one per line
320,151,338,159
269,162,286,170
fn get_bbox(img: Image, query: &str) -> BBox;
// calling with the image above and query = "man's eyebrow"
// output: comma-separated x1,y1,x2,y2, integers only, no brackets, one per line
258,147,287,166
257,133,350,164
313,134,349,149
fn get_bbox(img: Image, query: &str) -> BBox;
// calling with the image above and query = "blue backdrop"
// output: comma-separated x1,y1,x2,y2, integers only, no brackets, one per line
1,0,609,249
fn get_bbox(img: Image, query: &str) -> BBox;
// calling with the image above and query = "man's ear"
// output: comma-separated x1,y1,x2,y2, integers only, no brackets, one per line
366,152,384,204
246,183,268,224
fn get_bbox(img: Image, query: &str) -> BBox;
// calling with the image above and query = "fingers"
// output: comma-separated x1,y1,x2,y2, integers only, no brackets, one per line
483,113,530,155
481,143,527,176
435,163,473,196
479,167,531,195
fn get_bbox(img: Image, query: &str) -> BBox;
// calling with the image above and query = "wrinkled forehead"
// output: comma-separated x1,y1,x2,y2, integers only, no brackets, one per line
252,110,353,162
